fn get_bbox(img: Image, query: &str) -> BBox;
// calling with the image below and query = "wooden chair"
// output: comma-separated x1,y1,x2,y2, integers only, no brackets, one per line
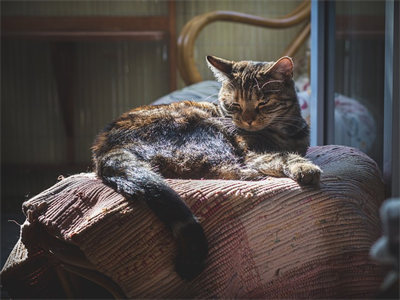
177,0,310,85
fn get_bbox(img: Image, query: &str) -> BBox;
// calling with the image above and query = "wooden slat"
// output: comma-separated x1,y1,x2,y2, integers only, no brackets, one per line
1,16,170,32
168,0,177,91
336,15,385,39
2,31,167,41
1,163,90,172
50,42,76,163
282,23,311,58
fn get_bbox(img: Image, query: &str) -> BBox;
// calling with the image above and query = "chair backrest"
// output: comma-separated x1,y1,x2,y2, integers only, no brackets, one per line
177,0,311,85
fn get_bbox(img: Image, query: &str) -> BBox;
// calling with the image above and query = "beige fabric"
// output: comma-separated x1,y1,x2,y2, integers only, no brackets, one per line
2,145,386,298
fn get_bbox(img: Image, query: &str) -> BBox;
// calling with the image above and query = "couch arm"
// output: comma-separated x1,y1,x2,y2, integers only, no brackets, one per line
1,145,386,298
177,0,311,85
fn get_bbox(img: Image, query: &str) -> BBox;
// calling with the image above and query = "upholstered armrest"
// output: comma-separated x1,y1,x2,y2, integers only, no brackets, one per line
177,0,310,85
1,146,385,298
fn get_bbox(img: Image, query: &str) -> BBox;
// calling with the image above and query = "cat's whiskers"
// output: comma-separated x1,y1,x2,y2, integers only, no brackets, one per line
268,120,307,131
271,116,304,122
203,93,219,102
267,115,302,121
209,116,238,134
254,78,261,90
224,81,235,90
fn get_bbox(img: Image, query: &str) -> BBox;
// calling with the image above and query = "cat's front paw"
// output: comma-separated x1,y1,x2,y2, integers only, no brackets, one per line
174,222,208,280
287,162,321,185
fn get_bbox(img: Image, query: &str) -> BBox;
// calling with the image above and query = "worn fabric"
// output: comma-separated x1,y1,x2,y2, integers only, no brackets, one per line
2,145,385,298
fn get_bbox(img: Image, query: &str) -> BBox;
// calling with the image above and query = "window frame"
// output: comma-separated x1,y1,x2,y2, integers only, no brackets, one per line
310,0,399,197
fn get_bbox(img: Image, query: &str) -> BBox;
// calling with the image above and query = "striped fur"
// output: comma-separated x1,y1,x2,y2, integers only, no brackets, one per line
92,56,321,280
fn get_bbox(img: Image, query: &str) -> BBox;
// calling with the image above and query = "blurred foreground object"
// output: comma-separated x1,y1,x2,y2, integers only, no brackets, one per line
370,199,400,299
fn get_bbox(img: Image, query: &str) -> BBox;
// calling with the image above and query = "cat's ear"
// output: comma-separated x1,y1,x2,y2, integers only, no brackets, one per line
206,55,234,82
267,56,294,79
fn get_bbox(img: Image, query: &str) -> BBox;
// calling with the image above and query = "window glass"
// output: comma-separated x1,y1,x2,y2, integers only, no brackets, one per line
334,1,385,168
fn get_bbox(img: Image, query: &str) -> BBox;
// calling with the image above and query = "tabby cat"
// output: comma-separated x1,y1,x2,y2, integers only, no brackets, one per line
92,55,321,280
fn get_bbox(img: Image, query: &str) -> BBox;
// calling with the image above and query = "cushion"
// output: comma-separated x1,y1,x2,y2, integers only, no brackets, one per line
153,80,221,105
1,145,385,298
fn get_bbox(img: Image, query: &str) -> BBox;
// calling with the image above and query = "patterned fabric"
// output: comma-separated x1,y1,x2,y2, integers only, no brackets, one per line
153,80,221,105
2,146,385,298
334,93,377,153
153,80,377,153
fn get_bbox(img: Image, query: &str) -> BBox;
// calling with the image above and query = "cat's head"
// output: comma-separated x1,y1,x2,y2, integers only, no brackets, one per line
207,55,299,132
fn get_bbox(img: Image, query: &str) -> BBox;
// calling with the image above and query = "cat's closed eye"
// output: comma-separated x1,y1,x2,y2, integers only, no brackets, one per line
259,98,281,111
257,101,269,108
227,102,241,112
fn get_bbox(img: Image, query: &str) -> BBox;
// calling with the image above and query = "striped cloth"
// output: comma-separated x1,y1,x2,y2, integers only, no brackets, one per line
1,145,385,298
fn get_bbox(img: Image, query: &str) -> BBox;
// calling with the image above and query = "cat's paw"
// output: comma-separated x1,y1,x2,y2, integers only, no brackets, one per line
174,222,208,280
288,162,321,185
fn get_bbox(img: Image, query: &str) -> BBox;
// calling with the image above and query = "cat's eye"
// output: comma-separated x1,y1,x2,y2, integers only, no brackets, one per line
257,101,269,109
258,101,268,107
227,103,241,112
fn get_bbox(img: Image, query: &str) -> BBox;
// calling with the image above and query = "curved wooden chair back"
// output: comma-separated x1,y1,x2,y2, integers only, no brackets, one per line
177,0,311,85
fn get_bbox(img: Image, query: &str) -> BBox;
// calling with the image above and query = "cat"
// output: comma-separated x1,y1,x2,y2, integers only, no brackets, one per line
92,55,321,280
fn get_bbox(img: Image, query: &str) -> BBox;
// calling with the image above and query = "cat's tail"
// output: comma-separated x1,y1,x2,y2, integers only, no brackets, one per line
94,148,208,280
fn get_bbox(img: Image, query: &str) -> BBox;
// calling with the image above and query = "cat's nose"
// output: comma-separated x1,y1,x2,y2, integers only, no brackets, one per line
242,109,256,126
